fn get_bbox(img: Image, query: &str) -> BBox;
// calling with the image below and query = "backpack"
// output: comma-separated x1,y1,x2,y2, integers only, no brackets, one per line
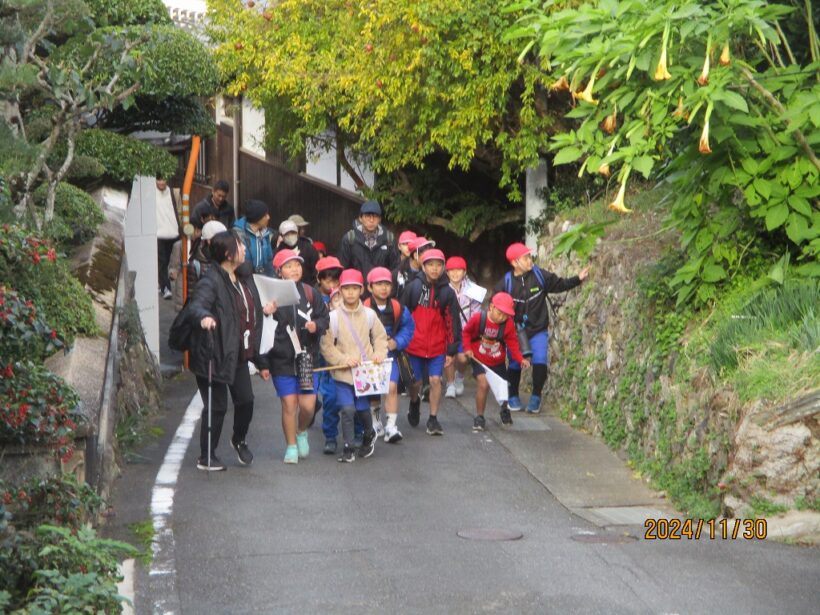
478,310,505,343
346,228,395,248
328,307,377,340
363,297,401,326
168,303,194,351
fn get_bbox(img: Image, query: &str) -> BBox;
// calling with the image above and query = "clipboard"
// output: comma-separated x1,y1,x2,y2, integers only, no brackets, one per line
253,274,301,307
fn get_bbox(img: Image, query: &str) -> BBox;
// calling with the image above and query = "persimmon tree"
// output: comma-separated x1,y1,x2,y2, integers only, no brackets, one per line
208,0,556,238
507,0,819,304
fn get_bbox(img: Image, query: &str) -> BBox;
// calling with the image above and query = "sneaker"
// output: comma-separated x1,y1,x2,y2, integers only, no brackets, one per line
230,438,253,466
526,395,542,414
162,287,172,300
296,431,310,458
426,415,443,436
421,384,430,402
472,415,486,432
508,396,523,412
359,431,376,458
500,404,513,426
196,455,226,471
408,399,420,427
353,434,364,449
372,409,385,437
454,376,465,396
384,424,403,443
444,383,456,398
337,445,356,463
323,439,337,455
283,445,299,464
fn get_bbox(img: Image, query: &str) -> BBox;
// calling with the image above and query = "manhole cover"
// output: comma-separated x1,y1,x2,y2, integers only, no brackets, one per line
457,528,524,541
571,532,637,544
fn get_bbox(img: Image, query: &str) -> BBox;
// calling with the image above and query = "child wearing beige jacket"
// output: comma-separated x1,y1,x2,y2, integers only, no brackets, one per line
320,269,389,462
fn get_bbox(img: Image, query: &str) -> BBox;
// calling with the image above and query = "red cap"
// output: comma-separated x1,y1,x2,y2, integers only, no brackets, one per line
339,269,364,287
491,292,515,316
505,242,534,263
313,241,327,253
273,249,303,269
409,237,435,253
316,255,343,273
398,230,417,245
421,248,445,264
445,256,467,271
367,267,393,285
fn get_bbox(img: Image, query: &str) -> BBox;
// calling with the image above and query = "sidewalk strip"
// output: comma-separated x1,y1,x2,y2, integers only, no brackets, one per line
149,392,202,614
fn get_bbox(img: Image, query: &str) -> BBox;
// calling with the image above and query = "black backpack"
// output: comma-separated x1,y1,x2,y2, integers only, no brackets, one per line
168,303,194,351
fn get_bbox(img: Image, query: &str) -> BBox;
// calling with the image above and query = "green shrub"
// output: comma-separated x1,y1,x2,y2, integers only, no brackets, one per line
0,225,98,344
65,154,105,184
33,182,104,247
76,129,177,185
0,286,65,362
0,476,101,529
84,0,171,26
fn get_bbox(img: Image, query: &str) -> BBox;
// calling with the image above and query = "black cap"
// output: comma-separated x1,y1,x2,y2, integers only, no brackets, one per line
244,199,269,224
359,200,382,216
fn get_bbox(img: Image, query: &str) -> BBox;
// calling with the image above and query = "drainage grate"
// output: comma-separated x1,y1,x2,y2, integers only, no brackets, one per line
457,528,524,541
571,531,638,544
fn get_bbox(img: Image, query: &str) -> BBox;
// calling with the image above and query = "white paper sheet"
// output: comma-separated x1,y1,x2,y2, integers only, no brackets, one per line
463,282,487,304
473,358,509,403
253,274,301,307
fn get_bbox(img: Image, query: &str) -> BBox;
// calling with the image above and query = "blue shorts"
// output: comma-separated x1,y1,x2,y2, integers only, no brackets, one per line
407,353,446,381
388,352,400,383
335,382,371,411
508,330,548,369
273,373,319,397
457,341,464,353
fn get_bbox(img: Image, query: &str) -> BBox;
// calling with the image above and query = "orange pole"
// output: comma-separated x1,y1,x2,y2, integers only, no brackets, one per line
181,135,201,369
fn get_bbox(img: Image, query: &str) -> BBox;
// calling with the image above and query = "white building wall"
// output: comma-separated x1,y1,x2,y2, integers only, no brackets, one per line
241,99,266,156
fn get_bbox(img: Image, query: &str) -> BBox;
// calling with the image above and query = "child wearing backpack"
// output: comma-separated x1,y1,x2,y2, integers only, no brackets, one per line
462,293,530,431
320,269,389,462
364,267,415,443
401,249,462,436
494,243,589,413
443,256,483,399
259,249,329,464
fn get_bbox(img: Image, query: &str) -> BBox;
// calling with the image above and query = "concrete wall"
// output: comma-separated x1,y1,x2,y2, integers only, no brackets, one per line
124,177,160,362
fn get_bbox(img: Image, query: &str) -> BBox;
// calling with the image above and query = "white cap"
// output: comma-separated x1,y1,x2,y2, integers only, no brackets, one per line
202,220,227,241
279,220,299,235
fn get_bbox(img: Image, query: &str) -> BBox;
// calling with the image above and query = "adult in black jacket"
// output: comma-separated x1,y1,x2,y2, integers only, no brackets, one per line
191,179,235,230
338,200,400,287
258,248,329,464
187,231,275,471
493,242,589,414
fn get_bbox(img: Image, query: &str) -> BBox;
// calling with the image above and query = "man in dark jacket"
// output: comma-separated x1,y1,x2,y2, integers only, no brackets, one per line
338,200,400,285
493,242,589,414
191,179,234,229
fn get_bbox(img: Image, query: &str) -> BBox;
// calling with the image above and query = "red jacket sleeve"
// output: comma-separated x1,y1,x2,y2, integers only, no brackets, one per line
463,312,480,348
504,318,525,363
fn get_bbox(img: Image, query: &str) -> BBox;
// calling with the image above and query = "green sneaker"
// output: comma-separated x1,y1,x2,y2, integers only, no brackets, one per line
296,431,310,458
283,445,299,464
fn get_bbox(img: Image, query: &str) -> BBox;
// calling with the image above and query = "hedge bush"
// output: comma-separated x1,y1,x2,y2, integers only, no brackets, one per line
0,286,65,363
76,129,177,185
33,182,104,247
83,0,171,27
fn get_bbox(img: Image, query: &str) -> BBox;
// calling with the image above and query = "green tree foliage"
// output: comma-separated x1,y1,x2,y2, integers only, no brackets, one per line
83,0,171,27
507,0,820,304
75,129,177,184
33,182,104,247
208,0,555,237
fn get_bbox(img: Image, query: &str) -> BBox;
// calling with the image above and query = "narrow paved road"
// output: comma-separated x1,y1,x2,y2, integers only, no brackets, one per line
129,372,819,615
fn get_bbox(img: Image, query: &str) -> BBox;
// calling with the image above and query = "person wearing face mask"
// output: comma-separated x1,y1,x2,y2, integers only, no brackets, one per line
274,219,319,283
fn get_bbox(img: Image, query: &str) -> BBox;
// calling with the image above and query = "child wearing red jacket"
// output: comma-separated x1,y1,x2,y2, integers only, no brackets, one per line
462,292,530,431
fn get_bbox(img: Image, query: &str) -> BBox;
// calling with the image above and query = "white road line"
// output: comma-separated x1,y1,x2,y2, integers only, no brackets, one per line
149,392,202,614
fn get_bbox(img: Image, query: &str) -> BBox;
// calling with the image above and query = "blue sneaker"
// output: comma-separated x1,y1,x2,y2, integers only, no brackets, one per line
283,445,299,464
526,395,541,414
508,396,522,412
296,431,310,458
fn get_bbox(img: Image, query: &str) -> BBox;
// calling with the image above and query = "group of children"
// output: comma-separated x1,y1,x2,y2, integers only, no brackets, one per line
259,237,588,465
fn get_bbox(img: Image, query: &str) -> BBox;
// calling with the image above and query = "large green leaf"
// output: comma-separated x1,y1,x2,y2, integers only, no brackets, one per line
765,202,789,230
553,146,584,165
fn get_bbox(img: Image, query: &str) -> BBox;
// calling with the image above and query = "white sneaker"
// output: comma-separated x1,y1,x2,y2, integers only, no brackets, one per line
444,383,457,398
248,362,258,375
384,424,403,443
373,418,385,438
162,287,172,300
454,377,465,396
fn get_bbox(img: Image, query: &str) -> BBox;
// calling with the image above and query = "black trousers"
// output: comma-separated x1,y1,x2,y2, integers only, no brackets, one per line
196,361,254,458
157,238,176,292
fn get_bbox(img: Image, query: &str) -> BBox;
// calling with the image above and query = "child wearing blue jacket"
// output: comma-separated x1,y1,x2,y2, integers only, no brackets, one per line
233,199,276,277
365,267,415,443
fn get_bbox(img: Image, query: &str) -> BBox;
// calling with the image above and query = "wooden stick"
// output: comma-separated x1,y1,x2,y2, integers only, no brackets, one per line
312,364,351,373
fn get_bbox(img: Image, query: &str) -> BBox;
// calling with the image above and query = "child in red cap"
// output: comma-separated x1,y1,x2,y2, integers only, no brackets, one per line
364,267,416,443
494,243,589,413
259,249,329,464
394,236,434,297
320,269,389,462
462,292,530,430
401,248,462,435
443,255,483,399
